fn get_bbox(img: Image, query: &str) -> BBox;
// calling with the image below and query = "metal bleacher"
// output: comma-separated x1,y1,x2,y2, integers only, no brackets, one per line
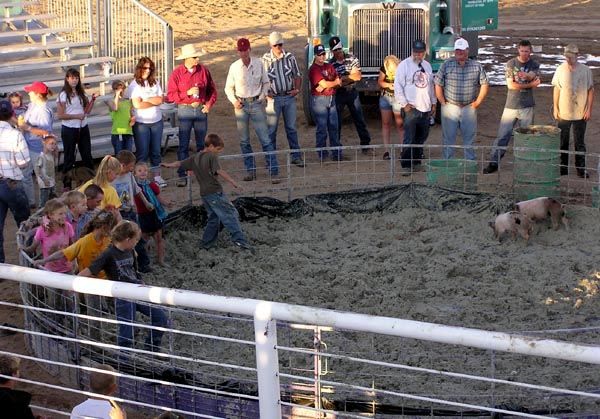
0,0,178,163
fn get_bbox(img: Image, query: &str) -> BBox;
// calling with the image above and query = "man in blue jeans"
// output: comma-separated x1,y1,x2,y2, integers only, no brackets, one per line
262,31,304,167
0,100,30,263
162,134,251,250
225,38,280,184
167,44,218,187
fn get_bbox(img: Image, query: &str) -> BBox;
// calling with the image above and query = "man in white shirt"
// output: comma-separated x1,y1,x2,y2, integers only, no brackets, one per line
70,365,126,419
394,40,436,174
0,100,30,263
225,38,280,183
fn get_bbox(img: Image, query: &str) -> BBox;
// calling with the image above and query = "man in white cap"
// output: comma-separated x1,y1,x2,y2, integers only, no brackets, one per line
435,38,489,161
552,43,594,178
167,43,217,187
262,31,304,167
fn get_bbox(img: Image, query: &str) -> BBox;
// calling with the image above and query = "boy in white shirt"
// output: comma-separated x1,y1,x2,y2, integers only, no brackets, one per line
70,365,126,419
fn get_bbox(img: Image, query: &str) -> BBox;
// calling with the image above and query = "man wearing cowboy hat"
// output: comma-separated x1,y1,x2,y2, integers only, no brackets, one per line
167,43,217,187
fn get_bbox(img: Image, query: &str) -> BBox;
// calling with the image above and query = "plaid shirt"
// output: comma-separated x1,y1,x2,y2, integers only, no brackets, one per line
261,50,301,95
0,121,30,180
434,58,488,105
329,52,361,91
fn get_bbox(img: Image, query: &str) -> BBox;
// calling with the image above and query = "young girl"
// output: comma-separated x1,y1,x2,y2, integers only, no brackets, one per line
8,92,27,121
105,80,134,155
134,162,169,266
22,199,75,273
34,135,58,207
78,155,123,210
57,68,96,189
79,220,168,351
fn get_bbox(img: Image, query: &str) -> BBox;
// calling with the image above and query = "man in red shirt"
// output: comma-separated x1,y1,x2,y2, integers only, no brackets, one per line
308,44,342,161
167,44,217,187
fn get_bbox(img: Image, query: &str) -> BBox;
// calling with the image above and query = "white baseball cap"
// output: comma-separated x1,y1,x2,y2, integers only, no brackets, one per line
454,38,469,50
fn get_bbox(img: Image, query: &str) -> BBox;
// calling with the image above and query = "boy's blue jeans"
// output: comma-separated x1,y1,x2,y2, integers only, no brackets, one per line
201,192,247,248
111,134,134,155
114,298,168,350
177,105,208,177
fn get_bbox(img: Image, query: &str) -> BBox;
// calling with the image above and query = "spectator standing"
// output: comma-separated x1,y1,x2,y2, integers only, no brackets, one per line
378,55,404,160
262,31,304,167
34,135,58,207
130,57,167,188
484,40,540,174
0,354,43,419
328,36,372,154
552,43,594,178
70,365,126,419
0,100,30,263
394,40,436,174
57,69,96,190
225,38,280,183
167,44,217,187
435,38,489,160
105,80,135,155
18,82,53,208
308,43,343,161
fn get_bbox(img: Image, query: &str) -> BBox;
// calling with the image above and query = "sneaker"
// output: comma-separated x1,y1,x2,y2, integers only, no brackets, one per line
382,152,390,160
234,241,252,251
243,173,256,182
176,178,187,187
154,175,167,188
483,163,498,174
291,158,305,168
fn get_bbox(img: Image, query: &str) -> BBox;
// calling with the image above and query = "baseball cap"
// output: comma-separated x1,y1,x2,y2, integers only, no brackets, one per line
564,44,579,55
237,38,250,52
269,31,283,46
454,38,469,50
329,36,343,51
24,81,49,95
314,44,326,55
412,40,426,52
0,100,13,119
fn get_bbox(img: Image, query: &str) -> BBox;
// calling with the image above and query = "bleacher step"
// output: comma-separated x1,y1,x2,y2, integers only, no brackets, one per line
0,26,73,39
0,12,54,23
0,40,93,54
0,56,115,74
0,72,133,94
0,1,39,8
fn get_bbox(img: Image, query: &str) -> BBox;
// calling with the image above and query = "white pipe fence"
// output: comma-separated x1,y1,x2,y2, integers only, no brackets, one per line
1,264,600,417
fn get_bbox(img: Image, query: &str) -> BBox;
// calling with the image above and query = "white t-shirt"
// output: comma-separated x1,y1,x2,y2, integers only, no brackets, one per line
70,398,126,419
129,80,163,124
58,91,88,128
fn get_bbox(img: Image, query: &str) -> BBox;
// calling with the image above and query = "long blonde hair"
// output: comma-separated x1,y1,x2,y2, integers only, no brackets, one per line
93,155,122,187
383,55,400,78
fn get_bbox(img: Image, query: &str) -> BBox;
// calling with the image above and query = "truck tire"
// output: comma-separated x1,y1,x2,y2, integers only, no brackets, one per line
302,44,315,126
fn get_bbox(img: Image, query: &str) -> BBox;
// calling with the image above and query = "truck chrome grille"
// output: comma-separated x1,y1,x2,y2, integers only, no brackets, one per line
351,8,426,70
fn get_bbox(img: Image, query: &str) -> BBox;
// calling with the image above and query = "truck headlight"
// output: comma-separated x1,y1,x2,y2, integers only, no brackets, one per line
435,49,454,61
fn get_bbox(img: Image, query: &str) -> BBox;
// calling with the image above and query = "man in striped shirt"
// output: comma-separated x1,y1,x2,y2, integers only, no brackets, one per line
0,100,30,263
262,32,304,167
435,38,489,161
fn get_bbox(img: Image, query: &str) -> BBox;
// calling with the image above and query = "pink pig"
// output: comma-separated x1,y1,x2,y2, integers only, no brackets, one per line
514,197,568,230
489,211,533,242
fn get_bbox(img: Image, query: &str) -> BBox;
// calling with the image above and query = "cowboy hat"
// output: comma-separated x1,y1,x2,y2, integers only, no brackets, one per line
176,44,206,60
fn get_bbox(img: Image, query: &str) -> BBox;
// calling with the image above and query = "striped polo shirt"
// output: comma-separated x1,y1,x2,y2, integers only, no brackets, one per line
261,50,301,95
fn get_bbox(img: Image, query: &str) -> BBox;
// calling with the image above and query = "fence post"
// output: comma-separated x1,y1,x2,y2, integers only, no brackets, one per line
254,302,282,419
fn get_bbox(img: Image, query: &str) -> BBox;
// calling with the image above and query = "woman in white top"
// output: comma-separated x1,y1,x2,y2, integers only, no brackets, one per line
130,57,166,187
56,68,96,189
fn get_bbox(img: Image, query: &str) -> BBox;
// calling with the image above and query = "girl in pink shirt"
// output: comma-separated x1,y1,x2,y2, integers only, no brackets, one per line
23,198,75,273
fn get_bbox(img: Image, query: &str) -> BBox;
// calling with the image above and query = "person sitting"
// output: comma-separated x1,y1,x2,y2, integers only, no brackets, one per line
70,364,126,419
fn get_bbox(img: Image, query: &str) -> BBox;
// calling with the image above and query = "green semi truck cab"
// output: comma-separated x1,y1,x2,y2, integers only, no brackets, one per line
303,0,498,123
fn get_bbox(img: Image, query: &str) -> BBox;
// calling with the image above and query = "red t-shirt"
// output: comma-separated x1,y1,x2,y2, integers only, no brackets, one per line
309,62,337,96
134,181,160,214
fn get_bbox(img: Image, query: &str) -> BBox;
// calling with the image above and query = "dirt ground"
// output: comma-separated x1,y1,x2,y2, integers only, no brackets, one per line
1,0,599,416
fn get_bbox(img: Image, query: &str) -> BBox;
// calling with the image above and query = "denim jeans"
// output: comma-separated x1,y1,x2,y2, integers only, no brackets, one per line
201,192,247,248
177,105,208,177
489,107,534,164
120,209,150,270
111,134,134,155
441,103,478,160
401,109,430,168
0,179,30,263
22,150,39,206
335,88,371,146
234,101,279,176
558,119,587,171
311,95,341,160
114,298,168,349
266,96,301,160
133,119,163,169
